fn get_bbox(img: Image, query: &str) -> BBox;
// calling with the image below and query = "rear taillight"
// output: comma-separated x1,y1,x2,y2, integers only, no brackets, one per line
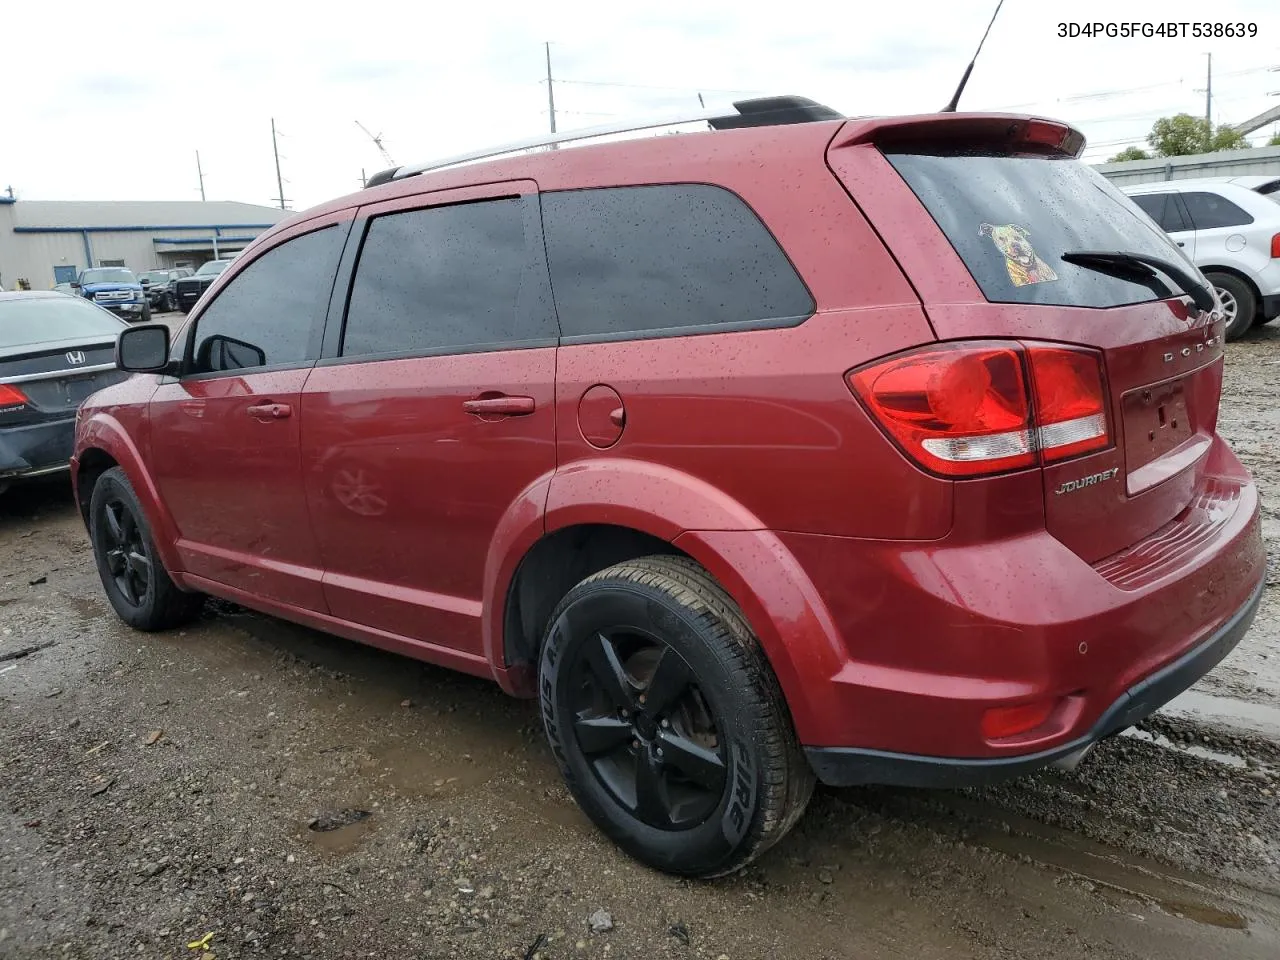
847,341,1110,478
1271,233,1280,258
0,384,29,410
1027,346,1109,462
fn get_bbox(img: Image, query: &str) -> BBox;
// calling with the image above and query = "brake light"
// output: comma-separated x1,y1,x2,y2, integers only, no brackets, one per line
1027,346,1109,462
0,384,28,410
847,341,1110,478
1271,233,1280,259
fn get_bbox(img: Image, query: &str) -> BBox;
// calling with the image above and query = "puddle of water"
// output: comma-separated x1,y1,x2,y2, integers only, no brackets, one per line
1162,690,1280,742
363,743,491,796
855,788,1261,933
302,813,377,856
1121,727,1249,768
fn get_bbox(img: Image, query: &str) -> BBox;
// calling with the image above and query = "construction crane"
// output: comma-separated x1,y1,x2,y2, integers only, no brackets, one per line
355,121,395,166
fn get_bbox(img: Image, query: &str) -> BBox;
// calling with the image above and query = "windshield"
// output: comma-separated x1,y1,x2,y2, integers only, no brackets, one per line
884,149,1194,309
0,296,125,349
80,268,137,286
195,260,231,276
140,271,170,283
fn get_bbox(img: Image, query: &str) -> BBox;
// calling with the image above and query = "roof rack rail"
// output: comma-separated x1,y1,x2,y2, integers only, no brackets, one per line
365,96,841,188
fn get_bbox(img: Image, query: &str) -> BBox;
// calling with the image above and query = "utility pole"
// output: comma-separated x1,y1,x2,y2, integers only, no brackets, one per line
361,168,367,188
545,42,557,140
271,118,287,210
697,92,705,108
1205,52,1213,147
195,150,206,201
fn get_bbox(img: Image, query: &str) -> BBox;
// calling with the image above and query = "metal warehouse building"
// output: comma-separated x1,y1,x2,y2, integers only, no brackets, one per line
0,196,288,290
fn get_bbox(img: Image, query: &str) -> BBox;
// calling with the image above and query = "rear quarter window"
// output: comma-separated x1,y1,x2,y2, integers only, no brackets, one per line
885,149,1193,309
541,185,813,340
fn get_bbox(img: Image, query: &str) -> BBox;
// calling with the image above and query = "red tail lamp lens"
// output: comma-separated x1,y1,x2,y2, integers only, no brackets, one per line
1271,233,1280,259
981,699,1056,741
1027,346,1109,462
0,384,29,409
847,343,1034,477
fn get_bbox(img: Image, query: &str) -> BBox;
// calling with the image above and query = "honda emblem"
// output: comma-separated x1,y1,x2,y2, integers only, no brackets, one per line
66,351,86,365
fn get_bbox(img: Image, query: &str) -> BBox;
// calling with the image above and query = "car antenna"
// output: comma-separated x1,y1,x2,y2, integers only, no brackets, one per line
941,0,1005,112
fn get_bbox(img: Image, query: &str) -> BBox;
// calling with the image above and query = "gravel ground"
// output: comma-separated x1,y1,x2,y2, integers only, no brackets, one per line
0,323,1278,960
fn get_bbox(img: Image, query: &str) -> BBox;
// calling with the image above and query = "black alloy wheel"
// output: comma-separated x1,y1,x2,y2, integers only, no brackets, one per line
570,627,727,830
99,496,152,607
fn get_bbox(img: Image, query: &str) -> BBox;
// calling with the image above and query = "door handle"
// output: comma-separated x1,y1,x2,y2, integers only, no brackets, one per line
178,399,205,419
463,395,535,417
1176,241,1185,247
246,402,292,421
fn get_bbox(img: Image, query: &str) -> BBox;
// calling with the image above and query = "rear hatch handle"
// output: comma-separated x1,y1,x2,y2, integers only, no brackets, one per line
1061,250,1216,314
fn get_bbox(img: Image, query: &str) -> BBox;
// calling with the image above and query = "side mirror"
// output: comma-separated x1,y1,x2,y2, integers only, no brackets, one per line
197,333,266,372
116,324,171,373
71,282,81,290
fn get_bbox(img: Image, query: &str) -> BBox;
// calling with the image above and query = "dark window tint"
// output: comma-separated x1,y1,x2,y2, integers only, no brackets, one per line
190,226,342,374
1181,191,1254,229
541,185,813,339
885,149,1194,309
0,296,124,349
342,198,553,358
1130,192,1189,233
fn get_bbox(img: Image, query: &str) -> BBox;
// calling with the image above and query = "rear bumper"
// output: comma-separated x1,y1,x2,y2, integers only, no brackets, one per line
806,575,1263,787
1261,294,1280,320
767,435,1265,779
0,417,76,479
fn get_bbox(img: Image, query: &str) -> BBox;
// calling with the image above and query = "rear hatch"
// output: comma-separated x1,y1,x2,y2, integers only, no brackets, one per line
827,116,1225,561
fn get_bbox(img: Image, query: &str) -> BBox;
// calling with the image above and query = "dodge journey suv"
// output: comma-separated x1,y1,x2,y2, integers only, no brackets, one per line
72,97,1265,878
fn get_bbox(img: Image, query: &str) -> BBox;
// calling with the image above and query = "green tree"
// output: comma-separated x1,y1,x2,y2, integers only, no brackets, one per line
1268,132,1280,147
1147,113,1251,156
1110,146,1151,162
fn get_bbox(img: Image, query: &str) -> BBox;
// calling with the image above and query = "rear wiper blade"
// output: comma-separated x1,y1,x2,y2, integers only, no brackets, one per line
1060,250,1216,314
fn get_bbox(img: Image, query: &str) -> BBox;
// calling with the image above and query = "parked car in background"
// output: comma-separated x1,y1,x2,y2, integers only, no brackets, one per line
1,291,129,495
138,268,192,313
76,267,150,323
73,101,1264,878
1123,178,1280,339
172,259,234,312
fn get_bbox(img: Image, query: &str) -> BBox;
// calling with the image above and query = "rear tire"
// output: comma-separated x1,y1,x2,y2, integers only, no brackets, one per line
1206,272,1256,341
89,466,203,631
539,555,813,878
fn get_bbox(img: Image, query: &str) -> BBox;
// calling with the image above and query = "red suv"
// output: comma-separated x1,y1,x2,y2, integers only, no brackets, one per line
73,98,1265,878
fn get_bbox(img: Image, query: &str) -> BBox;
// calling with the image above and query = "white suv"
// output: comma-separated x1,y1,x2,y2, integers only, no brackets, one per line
1123,178,1280,340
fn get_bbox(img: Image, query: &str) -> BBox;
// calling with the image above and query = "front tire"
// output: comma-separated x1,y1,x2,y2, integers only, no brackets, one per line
89,467,202,630
539,555,813,878
140,303,152,324
1206,272,1256,341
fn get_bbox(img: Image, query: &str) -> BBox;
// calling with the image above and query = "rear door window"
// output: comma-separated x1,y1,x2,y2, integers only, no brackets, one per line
885,149,1192,308
1130,192,1190,233
1180,191,1254,229
541,185,813,340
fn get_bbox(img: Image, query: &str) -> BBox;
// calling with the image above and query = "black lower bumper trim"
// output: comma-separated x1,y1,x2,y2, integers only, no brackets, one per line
1261,294,1280,321
804,576,1265,789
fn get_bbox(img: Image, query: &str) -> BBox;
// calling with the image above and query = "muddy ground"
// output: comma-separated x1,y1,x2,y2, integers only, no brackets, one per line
0,324,1278,960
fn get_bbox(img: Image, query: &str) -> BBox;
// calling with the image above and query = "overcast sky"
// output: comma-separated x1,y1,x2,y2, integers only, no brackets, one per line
3,0,1278,211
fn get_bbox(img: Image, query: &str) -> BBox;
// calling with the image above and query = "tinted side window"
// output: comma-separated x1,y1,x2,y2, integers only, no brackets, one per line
1131,193,1188,232
190,226,343,374
541,185,813,339
1181,191,1254,229
342,198,554,358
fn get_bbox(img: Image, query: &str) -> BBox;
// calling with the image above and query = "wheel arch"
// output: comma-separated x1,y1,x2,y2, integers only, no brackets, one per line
485,460,847,743
74,413,184,575
1200,265,1262,316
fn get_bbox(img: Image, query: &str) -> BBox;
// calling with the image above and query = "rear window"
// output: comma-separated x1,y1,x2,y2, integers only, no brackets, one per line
0,296,124,349
885,149,1192,308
